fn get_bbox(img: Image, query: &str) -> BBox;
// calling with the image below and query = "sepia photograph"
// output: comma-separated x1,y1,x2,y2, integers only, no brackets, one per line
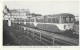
3,1,79,46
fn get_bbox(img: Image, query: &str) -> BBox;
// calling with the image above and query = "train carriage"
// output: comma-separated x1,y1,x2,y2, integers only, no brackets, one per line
32,13,75,33
14,13,75,33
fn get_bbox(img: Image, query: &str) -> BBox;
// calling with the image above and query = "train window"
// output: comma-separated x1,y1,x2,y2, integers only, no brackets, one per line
48,17,59,23
63,17,74,23
30,19,34,22
63,17,69,23
36,18,40,22
48,18,51,23
69,17,74,23
36,18,44,23
52,18,55,23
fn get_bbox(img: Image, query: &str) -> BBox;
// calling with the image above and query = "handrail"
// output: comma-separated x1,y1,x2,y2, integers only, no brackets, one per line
12,24,78,45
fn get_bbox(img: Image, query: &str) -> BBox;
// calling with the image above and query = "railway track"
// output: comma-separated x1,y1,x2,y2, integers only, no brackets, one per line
11,24,79,46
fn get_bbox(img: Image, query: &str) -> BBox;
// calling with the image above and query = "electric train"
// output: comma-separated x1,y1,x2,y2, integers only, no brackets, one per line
14,13,75,33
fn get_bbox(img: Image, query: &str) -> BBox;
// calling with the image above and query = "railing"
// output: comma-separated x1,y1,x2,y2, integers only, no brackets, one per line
11,23,78,46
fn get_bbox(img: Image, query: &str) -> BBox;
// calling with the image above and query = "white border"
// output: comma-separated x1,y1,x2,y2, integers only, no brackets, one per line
0,0,80,50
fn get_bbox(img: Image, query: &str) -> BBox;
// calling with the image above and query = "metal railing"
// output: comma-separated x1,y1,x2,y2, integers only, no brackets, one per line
11,23,78,46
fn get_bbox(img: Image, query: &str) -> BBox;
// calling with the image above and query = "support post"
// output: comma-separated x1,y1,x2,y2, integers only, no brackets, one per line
40,31,42,41
59,16,62,23
33,30,34,38
52,34,55,45
26,28,28,35
8,20,11,26
23,27,26,34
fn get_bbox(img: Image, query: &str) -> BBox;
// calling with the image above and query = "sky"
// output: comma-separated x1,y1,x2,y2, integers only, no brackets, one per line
3,1,79,16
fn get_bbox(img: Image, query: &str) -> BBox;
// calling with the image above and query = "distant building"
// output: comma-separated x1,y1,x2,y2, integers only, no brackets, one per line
9,9,31,20
3,6,32,20
31,13,42,17
3,6,42,21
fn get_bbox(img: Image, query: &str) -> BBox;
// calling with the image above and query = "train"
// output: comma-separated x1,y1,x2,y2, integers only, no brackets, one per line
12,13,76,34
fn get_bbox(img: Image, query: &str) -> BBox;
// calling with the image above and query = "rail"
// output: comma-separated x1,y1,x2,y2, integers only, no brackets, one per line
11,23,78,45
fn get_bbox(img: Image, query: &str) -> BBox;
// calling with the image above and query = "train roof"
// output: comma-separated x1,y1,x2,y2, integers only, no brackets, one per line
47,13,75,17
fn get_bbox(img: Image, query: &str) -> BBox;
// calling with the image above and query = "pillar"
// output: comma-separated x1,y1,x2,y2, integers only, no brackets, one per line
59,16,62,23
8,20,11,26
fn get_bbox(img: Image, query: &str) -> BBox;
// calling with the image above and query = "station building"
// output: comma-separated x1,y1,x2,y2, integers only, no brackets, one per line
3,6,32,26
